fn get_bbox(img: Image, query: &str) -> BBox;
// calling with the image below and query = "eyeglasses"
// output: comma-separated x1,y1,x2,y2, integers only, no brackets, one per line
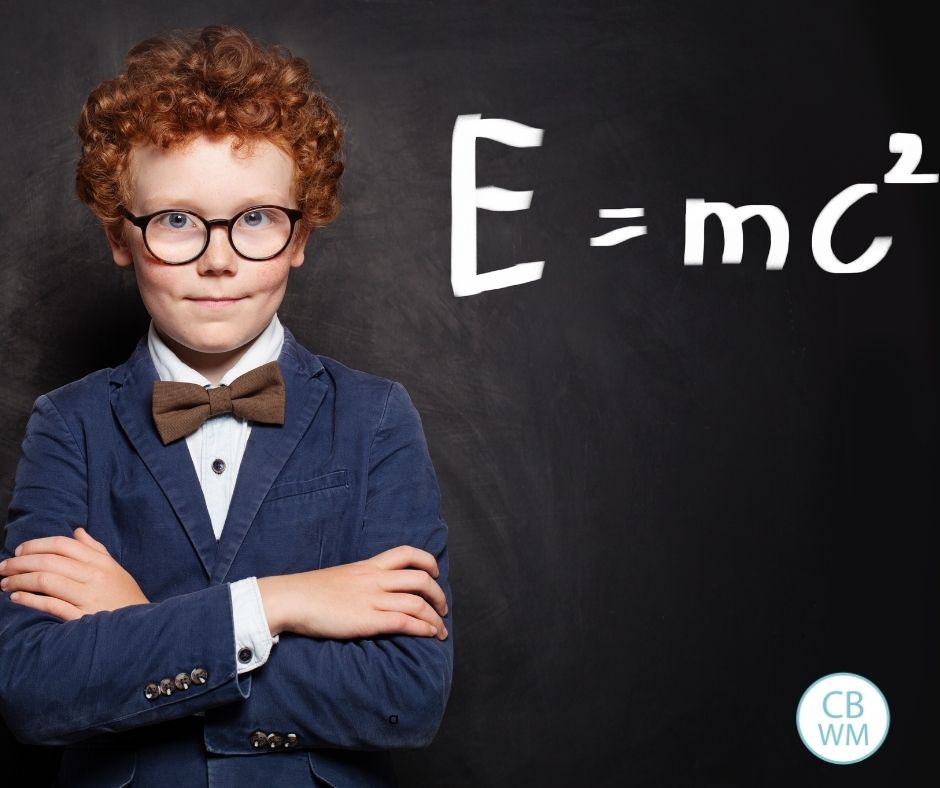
122,205,304,265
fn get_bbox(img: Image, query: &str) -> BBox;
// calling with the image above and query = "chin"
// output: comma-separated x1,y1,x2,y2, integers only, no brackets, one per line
172,331,252,356
196,339,252,355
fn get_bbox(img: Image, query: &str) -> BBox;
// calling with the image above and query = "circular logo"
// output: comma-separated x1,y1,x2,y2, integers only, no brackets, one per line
796,673,889,764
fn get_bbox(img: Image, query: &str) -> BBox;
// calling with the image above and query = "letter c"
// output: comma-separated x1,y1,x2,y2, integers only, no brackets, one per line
823,690,844,718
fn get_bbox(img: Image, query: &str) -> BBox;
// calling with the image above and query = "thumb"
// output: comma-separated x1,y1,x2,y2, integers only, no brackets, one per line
74,527,109,554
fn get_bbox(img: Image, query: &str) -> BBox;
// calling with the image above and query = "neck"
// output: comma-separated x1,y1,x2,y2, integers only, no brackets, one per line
157,329,254,386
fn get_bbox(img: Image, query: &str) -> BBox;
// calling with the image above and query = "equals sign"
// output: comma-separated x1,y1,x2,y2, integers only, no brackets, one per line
590,208,647,246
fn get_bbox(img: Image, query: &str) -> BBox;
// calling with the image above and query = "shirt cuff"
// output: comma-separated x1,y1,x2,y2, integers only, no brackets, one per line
230,576,280,675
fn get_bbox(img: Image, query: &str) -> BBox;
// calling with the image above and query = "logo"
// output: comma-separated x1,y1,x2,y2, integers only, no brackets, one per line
796,673,889,764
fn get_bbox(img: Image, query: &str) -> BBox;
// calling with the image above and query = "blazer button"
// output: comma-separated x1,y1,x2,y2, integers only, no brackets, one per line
250,730,268,749
144,682,161,701
237,647,253,663
174,672,192,691
267,732,284,749
191,667,209,685
284,733,298,749
158,678,175,696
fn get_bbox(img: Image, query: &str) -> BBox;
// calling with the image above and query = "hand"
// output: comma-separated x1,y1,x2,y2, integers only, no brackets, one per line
258,545,449,641
0,527,150,620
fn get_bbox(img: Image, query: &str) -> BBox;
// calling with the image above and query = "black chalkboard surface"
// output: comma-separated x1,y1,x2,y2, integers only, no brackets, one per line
1,2,936,785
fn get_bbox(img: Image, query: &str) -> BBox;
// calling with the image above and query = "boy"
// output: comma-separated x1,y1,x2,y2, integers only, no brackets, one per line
0,25,452,788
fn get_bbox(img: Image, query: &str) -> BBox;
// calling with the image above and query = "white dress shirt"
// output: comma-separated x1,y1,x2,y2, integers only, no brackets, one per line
148,314,282,676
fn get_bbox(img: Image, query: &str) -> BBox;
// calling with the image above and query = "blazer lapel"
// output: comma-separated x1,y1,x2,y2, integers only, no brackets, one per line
210,329,328,584
110,337,218,580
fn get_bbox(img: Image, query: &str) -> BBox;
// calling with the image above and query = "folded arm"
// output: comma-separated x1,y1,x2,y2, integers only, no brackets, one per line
204,381,454,751
0,382,454,751
0,395,253,745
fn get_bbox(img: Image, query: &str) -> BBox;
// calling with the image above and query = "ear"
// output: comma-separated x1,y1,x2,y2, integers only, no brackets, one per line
289,228,312,269
105,224,134,268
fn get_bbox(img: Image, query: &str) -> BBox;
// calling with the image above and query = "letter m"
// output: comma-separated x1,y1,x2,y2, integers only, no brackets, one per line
684,199,789,270
846,723,869,746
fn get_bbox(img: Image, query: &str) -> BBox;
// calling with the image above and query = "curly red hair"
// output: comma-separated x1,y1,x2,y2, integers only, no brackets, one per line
76,25,343,242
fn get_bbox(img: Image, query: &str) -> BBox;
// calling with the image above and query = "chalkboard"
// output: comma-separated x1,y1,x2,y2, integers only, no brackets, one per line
1,1,936,785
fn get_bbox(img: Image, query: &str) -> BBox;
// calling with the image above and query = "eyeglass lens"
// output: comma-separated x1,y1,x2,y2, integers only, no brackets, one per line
145,207,294,263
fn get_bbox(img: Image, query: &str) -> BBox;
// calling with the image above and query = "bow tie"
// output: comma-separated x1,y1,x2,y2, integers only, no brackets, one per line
151,361,286,445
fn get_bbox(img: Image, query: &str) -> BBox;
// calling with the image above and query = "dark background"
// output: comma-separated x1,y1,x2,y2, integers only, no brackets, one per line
1,1,936,785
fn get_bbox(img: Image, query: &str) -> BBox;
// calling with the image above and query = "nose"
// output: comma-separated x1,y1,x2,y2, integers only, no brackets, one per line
196,225,239,275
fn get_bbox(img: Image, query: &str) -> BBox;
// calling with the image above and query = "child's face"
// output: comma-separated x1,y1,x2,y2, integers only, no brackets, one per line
108,134,308,361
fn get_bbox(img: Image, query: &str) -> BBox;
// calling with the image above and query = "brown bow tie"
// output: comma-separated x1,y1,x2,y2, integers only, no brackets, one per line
152,361,286,445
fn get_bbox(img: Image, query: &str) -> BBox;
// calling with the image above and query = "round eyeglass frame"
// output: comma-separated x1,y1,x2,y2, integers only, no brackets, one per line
121,205,304,265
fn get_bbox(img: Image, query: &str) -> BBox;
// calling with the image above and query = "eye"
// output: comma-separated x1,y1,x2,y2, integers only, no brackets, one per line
154,212,198,231
239,209,274,229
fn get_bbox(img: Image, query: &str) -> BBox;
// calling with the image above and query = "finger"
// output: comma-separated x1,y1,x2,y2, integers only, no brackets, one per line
2,571,86,607
369,545,440,578
379,568,447,616
8,590,84,621
0,554,92,584
377,593,448,640
15,534,96,563
73,527,109,555
374,609,443,639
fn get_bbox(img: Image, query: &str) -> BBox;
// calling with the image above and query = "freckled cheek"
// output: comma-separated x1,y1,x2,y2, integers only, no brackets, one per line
135,267,189,303
250,266,292,295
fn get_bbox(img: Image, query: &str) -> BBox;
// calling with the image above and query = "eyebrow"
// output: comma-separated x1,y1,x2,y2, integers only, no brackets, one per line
137,196,294,215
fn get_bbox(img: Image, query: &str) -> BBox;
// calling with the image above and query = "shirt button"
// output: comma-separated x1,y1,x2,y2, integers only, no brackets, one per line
237,647,253,663
211,458,226,474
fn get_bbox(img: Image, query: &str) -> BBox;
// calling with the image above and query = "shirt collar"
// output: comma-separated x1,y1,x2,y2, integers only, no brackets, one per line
147,314,285,386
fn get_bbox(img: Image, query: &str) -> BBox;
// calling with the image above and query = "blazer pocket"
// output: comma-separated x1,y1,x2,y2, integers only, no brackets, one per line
262,469,349,504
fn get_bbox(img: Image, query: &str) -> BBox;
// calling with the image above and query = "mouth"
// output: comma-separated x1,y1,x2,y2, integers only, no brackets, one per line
185,296,247,309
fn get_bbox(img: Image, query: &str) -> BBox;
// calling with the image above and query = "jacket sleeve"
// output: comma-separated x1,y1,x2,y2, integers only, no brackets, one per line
201,380,455,753
0,394,252,746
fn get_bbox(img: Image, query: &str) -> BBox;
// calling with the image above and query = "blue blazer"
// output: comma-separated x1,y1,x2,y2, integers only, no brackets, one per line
0,327,454,787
